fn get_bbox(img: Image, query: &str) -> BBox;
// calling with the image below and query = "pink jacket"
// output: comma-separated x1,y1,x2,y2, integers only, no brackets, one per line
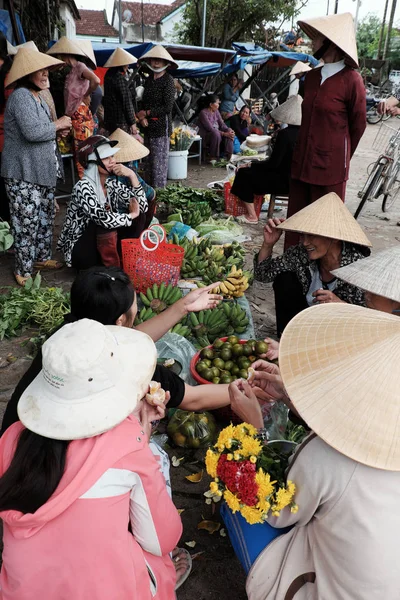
0,416,182,600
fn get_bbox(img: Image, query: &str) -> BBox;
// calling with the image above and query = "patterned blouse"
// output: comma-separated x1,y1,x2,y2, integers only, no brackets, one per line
141,72,175,138
254,243,368,306
57,178,148,266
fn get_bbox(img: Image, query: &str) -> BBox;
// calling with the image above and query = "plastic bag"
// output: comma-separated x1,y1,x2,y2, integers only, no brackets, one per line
155,332,197,384
167,409,217,448
168,221,199,242
263,402,289,440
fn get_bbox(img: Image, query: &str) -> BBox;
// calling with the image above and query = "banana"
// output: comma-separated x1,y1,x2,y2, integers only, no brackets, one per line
219,282,230,295
146,287,154,302
190,312,199,327
140,292,151,307
158,282,166,301
223,280,236,292
198,310,205,324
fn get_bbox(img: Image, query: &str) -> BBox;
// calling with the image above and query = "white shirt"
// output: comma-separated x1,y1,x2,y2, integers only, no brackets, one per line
306,267,337,306
320,59,346,85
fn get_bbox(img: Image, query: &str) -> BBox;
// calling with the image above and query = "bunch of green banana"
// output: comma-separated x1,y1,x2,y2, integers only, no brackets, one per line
187,307,229,343
134,306,156,325
181,202,212,228
211,265,250,298
0,220,13,252
221,302,249,334
170,323,191,337
140,283,183,314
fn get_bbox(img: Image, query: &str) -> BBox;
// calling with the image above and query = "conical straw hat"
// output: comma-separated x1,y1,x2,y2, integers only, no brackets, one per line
277,192,372,247
270,94,302,126
6,47,64,88
73,39,97,69
290,61,312,76
298,13,358,68
108,128,149,162
7,41,17,55
331,246,400,303
17,41,39,51
47,36,88,61
279,303,400,470
139,44,178,70
104,47,137,68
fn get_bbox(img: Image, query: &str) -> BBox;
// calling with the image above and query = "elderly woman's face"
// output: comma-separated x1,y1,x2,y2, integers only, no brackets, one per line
301,233,334,260
210,98,220,112
149,57,168,70
241,107,250,119
29,69,49,90
364,292,400,314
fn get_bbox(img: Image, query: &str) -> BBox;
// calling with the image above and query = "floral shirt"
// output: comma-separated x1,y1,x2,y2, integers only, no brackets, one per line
57,178,147,266
254,243,367,306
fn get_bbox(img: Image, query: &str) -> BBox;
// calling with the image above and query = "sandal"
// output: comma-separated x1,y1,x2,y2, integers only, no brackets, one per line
33,259,64,270
236,215,259,224
14,273,31,287
173,547,192,590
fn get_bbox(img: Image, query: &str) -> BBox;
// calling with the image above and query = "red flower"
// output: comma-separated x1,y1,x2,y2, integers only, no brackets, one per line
217,456,259,506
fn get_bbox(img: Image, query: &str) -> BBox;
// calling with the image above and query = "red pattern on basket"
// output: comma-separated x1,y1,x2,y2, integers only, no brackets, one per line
121,238,185,293
224,183,264,217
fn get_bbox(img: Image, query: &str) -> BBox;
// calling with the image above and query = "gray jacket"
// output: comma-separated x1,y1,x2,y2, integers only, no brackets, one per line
1,87,60,188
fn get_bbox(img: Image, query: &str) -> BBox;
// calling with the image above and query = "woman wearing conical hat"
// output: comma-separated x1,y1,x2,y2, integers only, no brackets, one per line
227,303,400,599
136,45,177,188
48,37,100,179
103,48,139,137
231,95,302,224
286,13,366,249
254,192,371,336
288,61,311,97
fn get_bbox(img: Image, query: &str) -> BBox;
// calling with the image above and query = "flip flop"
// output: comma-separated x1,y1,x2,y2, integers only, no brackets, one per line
33,259,64,270
173,547,192,590
14,273,31,287
236,215,259,224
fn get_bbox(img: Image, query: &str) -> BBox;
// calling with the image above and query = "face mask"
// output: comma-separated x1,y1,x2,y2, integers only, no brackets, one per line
144,61,169,73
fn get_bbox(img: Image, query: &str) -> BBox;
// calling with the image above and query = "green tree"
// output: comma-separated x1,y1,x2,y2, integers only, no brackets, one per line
356,14,381,58
177,0,304,49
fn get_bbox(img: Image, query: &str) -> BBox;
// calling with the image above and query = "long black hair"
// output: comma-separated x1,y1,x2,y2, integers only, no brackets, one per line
0,266,135,514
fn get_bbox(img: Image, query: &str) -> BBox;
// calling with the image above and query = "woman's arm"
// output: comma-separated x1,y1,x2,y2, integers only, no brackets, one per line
11,89,56,142
223,83,239,103
230,115,246,142
82,67,100,93
77,180,134,228
110,167,148,214
217,110,229,132
254,244,304,284
198,109,216,133
179,383,230,411
115,74,136,126
347,71,367,157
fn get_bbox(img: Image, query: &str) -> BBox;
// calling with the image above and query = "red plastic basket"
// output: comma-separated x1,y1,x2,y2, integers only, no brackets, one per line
121,228,185,293
224,182,264,217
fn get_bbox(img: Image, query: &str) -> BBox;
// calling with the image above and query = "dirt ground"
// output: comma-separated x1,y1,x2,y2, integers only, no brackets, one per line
0,123,400,598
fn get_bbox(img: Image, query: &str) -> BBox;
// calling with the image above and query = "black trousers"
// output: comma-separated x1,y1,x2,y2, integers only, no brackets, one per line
273,272,308,337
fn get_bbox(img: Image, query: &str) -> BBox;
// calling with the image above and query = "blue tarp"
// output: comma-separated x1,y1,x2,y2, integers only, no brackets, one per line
231,42,319,68
0,9,25,45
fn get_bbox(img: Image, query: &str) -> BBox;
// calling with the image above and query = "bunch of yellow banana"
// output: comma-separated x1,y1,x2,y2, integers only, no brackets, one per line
211,265,250,298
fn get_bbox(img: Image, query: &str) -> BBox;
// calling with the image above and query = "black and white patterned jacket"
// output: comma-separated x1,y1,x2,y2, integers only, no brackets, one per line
254,243,368,306
57,177,147,266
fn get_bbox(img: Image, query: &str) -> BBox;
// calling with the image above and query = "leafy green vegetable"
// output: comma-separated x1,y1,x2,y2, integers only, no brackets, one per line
0,220,13,252
156,184,224,213
0,273,70,341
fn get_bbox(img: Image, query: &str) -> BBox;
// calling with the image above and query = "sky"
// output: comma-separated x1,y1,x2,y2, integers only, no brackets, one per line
77,0,399,30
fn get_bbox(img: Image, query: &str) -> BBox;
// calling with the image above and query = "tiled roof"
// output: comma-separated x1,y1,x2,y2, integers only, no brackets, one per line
75,9,119,38
119,0,185,25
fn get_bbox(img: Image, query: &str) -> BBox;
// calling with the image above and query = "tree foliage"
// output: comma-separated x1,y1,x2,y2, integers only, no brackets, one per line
176,0,303,49
356,14,382,59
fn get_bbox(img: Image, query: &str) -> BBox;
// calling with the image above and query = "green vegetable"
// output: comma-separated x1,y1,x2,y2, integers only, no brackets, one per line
156,184,224,214
0,220,14,252
241,148,258,156
0,273,70,342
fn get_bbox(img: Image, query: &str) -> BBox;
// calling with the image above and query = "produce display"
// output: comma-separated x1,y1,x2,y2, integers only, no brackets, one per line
156,184,224,219
170,236,246,280
0,221,13,252
240,148,258,156
139,283,183,314
187,303,249,347
194,337,269,384
167,409,217,448
195,216,244,244
210,265,250,298
0,273,70,341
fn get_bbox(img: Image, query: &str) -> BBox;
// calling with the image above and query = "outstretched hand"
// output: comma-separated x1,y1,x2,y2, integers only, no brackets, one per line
229,379,264,428
183,283,223,313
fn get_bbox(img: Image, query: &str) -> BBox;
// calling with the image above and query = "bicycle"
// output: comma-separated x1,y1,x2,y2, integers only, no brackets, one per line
354,121,400,218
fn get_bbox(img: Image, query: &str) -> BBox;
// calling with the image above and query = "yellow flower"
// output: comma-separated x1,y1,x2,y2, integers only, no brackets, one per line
243,423,257,436
210,481,219,494
255,470,275,500
224,489,240,513
274,487,293,511
271,510,280,517
239,436,262,458
216,490,223,497
205,449,219,478
240,505,264,525
257,498,270,513
216,424,236,450
287,480,296,495
227,454,233,461
291,504,299,514
250,455,257,464
233,452,241,461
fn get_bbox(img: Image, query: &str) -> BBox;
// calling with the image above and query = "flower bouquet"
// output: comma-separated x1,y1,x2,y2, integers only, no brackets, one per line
170,125,198,151
205,423,298,524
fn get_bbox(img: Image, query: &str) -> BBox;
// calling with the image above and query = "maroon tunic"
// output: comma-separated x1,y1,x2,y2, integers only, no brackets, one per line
291,66,366,186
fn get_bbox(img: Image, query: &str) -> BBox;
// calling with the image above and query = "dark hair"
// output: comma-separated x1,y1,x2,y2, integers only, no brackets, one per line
0,429,69,514
16,74,42,92
70,266,135,324
107,65,126,76
206,93,219,106
239,105,250,118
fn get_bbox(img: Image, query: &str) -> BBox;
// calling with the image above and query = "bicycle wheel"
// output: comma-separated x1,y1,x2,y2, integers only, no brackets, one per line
354,162,385,219
366,107,382,125
382,183,400,211
382,112,392,122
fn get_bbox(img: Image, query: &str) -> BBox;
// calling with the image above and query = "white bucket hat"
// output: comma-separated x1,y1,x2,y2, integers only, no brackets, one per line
279,304,400,470
270,95,302,126
18,319,157,440
331,246,400,303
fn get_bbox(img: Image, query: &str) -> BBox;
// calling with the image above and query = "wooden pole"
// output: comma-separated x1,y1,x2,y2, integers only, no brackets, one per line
383,0,397,60
377,0,390,60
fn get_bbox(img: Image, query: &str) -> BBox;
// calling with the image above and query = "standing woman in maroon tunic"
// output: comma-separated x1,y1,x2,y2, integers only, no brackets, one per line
286,13,366,248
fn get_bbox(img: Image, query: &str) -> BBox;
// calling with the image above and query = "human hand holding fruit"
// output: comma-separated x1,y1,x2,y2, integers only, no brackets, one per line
229,379,264,428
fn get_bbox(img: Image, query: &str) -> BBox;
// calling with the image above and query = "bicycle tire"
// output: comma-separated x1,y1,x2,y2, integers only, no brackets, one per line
354,162,385,219
382,183,400,212
366,108,382,125
382,112,392,122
